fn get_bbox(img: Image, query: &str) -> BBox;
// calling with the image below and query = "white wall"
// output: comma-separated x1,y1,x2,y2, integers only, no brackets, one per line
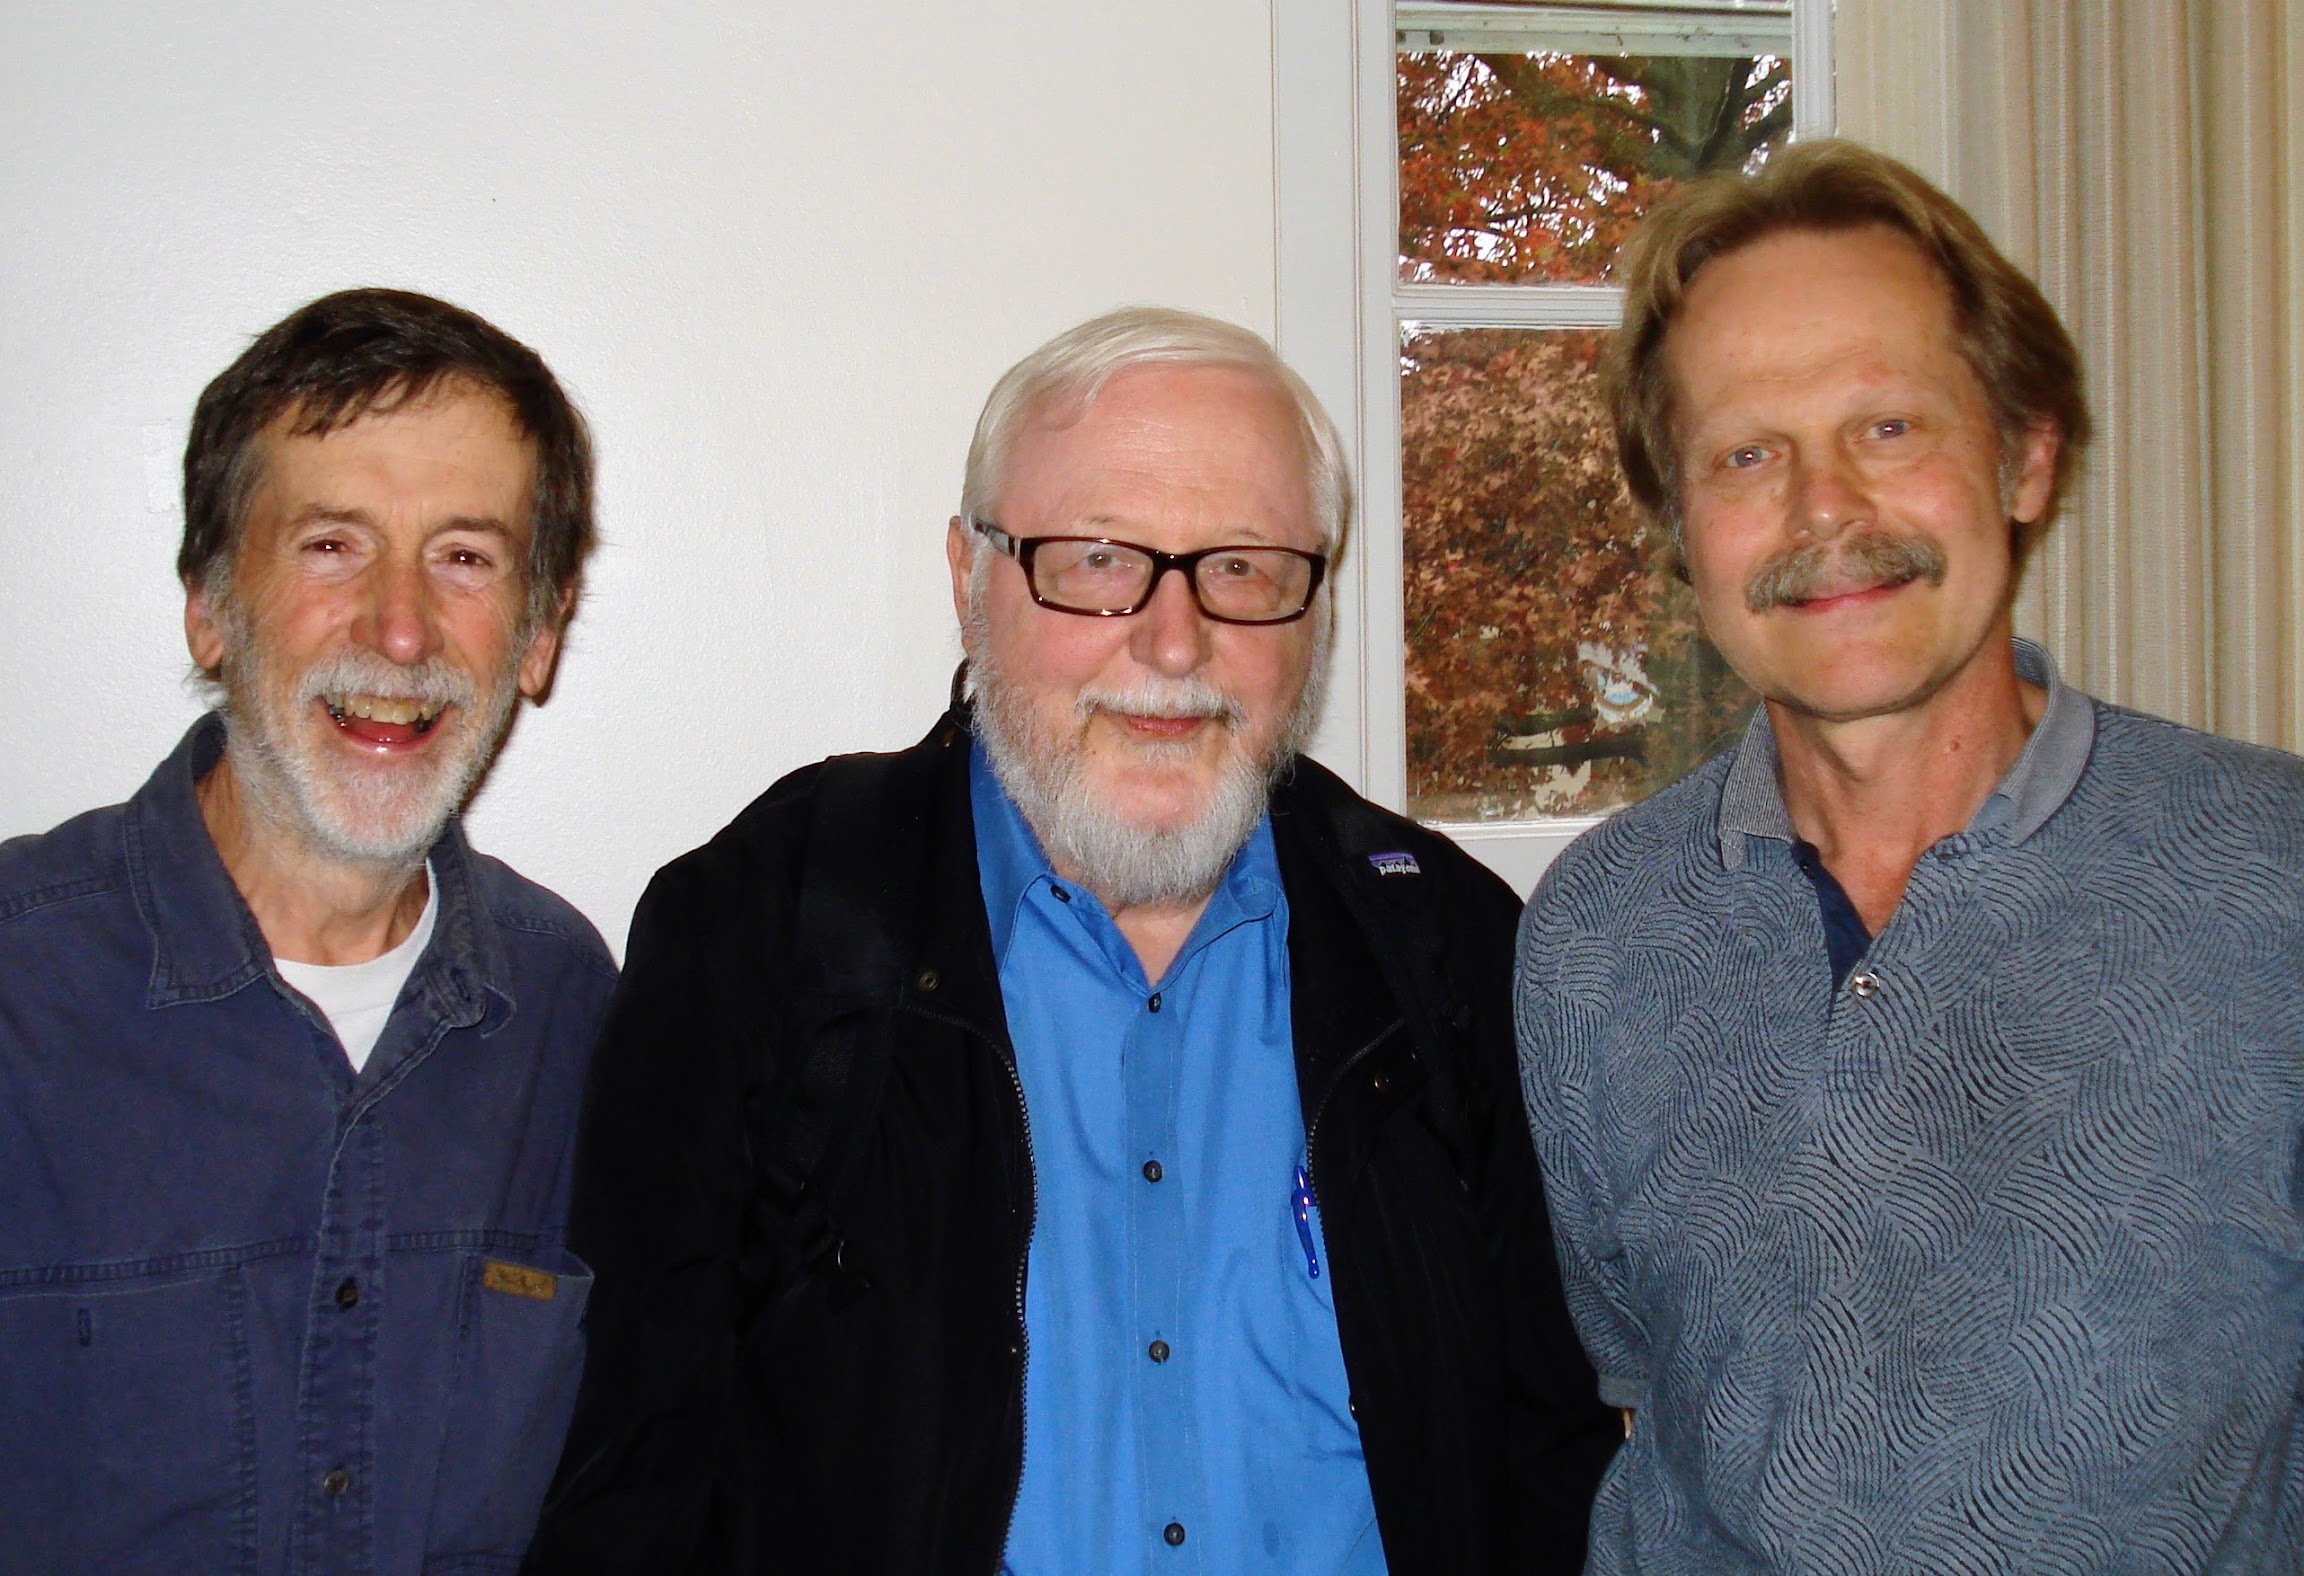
0,1,1282,953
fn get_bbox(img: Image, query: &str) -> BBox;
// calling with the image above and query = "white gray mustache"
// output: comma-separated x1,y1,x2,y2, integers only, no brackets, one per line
1075,677,1248,728
293,650,479,710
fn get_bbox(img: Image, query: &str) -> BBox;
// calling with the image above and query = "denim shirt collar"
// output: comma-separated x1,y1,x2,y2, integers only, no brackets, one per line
126,712,512,1029
1717,636,2097,869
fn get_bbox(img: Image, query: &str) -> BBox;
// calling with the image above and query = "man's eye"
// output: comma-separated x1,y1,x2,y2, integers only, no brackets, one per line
1873,418,1912,439
1209,555,1259,580
1726,446,1768,469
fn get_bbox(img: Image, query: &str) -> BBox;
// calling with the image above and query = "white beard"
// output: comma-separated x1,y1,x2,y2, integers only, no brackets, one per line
965,577,1329,909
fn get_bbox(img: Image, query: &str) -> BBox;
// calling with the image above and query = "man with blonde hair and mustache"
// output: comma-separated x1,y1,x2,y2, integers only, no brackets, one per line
0,289,615,1574
1518,141,2304,1571
532,307,1615,1575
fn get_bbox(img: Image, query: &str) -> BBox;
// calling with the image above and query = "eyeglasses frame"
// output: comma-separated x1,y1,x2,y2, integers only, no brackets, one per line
971,518,1328,627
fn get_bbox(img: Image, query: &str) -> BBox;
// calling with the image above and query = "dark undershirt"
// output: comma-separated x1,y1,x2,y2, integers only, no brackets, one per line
1791,840,1873,989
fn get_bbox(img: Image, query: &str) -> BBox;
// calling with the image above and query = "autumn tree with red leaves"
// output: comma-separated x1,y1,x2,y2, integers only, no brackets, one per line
1399,47,1786,817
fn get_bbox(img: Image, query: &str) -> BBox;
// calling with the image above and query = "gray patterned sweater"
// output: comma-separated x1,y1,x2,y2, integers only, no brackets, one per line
1518,642,2304,1574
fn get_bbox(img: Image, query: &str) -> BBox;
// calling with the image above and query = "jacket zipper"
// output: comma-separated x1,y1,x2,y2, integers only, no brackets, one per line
992,1043,1038,1573
1299,1019,1407,1223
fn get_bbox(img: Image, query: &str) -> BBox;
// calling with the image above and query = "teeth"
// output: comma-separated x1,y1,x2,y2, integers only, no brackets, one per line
325,693,445,726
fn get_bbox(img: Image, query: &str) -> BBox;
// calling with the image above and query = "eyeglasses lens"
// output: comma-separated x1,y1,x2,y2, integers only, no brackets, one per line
1031,542,1313,622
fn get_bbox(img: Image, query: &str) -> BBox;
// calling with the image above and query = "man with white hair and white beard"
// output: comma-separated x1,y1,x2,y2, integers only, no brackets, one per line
531,308,1616,1576
0,289,616,1574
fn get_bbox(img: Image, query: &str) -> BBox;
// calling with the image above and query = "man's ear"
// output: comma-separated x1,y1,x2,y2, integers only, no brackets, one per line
2008,419,2062,527
184,576,227,676
516,583,578,702
946,516,974,626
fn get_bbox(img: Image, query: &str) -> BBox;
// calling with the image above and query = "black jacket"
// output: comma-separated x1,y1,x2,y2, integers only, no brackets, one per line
528,710,1614,1575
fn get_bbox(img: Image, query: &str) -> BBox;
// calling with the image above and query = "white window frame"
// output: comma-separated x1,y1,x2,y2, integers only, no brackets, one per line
1275,0,1833,894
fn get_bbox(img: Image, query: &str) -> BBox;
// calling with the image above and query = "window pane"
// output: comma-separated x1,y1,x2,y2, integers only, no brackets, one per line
1398,50,1791,285
1401,324,1754,821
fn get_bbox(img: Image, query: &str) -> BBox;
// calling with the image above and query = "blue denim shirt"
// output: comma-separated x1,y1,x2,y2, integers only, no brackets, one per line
0,715,617,1575
971,746,1382,1576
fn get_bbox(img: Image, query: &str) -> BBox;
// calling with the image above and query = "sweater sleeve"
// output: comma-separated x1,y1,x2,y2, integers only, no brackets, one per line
1515,880,1651,1412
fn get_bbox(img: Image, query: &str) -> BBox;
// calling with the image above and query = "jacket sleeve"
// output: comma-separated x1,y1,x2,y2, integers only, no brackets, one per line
524,842,782,1575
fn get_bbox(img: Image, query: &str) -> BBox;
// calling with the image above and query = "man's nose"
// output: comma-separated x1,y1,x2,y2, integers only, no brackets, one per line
1788,449,1871,544
356,555,442,667
1128,562,1214,676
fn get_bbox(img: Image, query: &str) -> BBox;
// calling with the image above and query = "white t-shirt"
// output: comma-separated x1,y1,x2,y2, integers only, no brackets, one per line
275,867,439,1073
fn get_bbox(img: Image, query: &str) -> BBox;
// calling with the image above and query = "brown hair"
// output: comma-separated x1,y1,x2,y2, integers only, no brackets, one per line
1605,138,2089,559
182,288,594,633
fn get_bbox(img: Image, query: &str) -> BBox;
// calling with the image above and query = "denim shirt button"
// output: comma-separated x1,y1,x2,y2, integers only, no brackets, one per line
333,1277,359,1309
321,1468,350,1497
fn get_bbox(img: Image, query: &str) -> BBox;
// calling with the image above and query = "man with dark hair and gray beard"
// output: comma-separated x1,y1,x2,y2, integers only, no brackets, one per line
0,289,615,1574
531,307,1616,1576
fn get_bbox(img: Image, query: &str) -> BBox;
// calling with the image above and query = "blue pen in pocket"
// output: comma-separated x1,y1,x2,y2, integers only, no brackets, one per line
1291,1161,1321,1279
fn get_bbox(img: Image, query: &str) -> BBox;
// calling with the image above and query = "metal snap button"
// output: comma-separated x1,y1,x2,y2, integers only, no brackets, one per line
1850,971,1879,999
915,968,939,993
1163,1522,1186,1546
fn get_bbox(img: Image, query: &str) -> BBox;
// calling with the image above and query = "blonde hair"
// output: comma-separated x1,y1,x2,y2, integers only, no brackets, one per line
1607,138,2090,558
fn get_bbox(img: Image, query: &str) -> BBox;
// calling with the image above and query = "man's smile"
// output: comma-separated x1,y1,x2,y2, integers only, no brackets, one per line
1776,570,1923,612
321,691,450,749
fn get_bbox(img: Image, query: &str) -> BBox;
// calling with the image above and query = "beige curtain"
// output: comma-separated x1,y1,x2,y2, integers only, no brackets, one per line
1837,0,2304,747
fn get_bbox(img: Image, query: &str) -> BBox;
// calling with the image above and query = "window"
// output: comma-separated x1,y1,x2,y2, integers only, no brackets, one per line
1275,0,1832,892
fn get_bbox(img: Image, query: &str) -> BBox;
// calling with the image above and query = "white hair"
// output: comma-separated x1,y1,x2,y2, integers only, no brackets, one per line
958,306,1354,558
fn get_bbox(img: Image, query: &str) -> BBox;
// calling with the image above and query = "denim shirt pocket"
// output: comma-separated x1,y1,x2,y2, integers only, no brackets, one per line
421,1247,592,1571
0,1264,258,1574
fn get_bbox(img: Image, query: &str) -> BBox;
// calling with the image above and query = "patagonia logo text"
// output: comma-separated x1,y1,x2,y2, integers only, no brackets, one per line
1367,851,1421,877
482,1260,557,1301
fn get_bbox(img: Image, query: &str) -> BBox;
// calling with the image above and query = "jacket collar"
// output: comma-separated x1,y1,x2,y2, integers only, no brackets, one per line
126,712,508,1028
1718,636,2097,869
1267,756,1425,1121
871,706,1012,1043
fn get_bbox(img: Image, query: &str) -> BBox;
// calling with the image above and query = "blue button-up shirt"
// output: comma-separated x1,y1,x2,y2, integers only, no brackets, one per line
972,746,1383,1576
0,715,617,1575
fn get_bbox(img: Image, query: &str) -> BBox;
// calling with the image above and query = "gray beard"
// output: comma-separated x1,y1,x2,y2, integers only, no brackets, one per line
974,674,1276,909
965,585,1327,910
216,600,514,869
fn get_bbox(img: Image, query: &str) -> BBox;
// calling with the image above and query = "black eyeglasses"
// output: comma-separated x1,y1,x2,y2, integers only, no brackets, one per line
972,519,1327,626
